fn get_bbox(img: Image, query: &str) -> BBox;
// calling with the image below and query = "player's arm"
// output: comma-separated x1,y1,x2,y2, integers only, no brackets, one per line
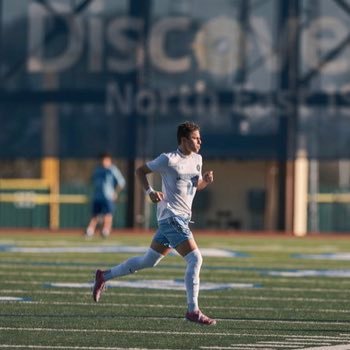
197,170,214,191
111,167,126,199
135,164,164,203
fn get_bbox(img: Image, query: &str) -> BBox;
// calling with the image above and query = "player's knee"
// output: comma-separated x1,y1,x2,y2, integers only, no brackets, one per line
142,248,164,268
185,249,203,271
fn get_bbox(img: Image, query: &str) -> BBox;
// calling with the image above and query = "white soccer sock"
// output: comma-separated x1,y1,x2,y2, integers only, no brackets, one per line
184,249,203,312
103,248,164,280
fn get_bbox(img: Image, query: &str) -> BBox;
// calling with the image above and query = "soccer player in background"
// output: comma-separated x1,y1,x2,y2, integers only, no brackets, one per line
85,152,126,238
92,121,216,325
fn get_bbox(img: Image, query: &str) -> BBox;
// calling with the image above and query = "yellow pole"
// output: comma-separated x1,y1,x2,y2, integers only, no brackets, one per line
293,151,309,236
41,157,60,230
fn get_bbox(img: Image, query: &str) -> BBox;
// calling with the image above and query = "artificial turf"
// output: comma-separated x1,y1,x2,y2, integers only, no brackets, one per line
1,232,350,349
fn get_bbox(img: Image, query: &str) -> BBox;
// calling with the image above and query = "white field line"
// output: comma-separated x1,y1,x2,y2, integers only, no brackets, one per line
0,271,90,277
259,341,332,346
301,345,350,350
0,314,348,325
262,343,334,347
287,342,343,345
236,346,293,348
0,327,232,336
234,344,298,348
264,287,350,293
202,347,350,350
4,279,350,294
0,265,91,271
200,345,275,350
225,346,279,348
288,336,350,341
4,271,350,287
201,334,350,340
3,270,350,283
0,346,176,350
2,289,350,302
4,261,350,272
5,300,350,314
0,328,349,341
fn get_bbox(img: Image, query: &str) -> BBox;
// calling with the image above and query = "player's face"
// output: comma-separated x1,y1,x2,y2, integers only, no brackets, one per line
184,130,201,154
102,156,112,168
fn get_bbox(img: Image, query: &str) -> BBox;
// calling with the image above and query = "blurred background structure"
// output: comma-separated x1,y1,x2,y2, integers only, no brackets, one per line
0,0,349,234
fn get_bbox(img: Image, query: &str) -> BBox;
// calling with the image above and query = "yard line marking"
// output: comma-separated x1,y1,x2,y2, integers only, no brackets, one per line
0,328,349,341
5,279,350,294
8,300,350,314
200,344,350,350
300,345,350,349
266,270,350,278
288,336,350,341
0,271,89,277
242,346,290,348
265,287,350,293
0,346,178,350
200,347,274,350
285,340,341,344
47,280,258,291
295,253,350,261
0,297,30,302
258,342,329,347
7,278,350,293
2,289,350,303
0,327,232,336
1,245,246,258
0,316,348,325
201,334,350,340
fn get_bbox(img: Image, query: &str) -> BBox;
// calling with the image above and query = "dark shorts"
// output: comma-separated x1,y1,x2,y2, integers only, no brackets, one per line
92,198,115,215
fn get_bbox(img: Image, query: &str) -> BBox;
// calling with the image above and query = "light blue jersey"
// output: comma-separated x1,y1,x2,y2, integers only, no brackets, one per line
92,165,126,201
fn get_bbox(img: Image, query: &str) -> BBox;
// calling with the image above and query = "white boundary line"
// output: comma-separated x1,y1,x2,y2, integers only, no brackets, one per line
0,328,349,340
0,346,177,350
4,279,350,294
3,300,350,314
3,270,350,284
0,327,231,336
2,289,350,302
0,313,348,324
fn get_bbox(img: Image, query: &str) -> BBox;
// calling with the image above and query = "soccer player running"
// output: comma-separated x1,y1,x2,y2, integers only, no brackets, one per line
92,121,216,325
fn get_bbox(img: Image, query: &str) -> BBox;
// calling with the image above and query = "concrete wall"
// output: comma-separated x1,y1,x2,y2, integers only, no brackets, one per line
192,160,269,230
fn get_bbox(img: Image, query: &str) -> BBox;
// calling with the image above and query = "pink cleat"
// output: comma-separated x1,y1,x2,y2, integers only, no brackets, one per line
185,310,217,326
92,269,106,302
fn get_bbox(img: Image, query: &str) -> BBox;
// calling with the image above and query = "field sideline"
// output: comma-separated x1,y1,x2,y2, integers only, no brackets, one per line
1,231,350,350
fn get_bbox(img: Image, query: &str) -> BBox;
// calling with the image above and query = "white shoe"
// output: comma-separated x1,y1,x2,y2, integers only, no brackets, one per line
85,228,94,238
101,230,110,238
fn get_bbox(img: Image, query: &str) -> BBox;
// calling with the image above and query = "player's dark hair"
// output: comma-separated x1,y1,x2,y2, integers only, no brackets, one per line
177,121,200,144
99,151,112,160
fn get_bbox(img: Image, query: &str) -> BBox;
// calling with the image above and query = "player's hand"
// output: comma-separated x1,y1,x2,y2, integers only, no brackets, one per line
149,191,164,204
203,170,214,184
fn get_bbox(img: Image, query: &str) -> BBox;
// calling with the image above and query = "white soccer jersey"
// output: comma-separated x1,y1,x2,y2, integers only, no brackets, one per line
146,149,203,221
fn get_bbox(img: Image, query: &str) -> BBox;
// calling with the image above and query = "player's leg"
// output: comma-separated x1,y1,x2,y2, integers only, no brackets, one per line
168,216,216,325
86,217,97,237
92,246,166,302
176,238,202,310
101,200,114,238
92,231,171,302
101,213,113,238
85,200,100,237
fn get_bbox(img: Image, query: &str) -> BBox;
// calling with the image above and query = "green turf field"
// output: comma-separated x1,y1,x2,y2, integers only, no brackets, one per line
1,232,350,350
